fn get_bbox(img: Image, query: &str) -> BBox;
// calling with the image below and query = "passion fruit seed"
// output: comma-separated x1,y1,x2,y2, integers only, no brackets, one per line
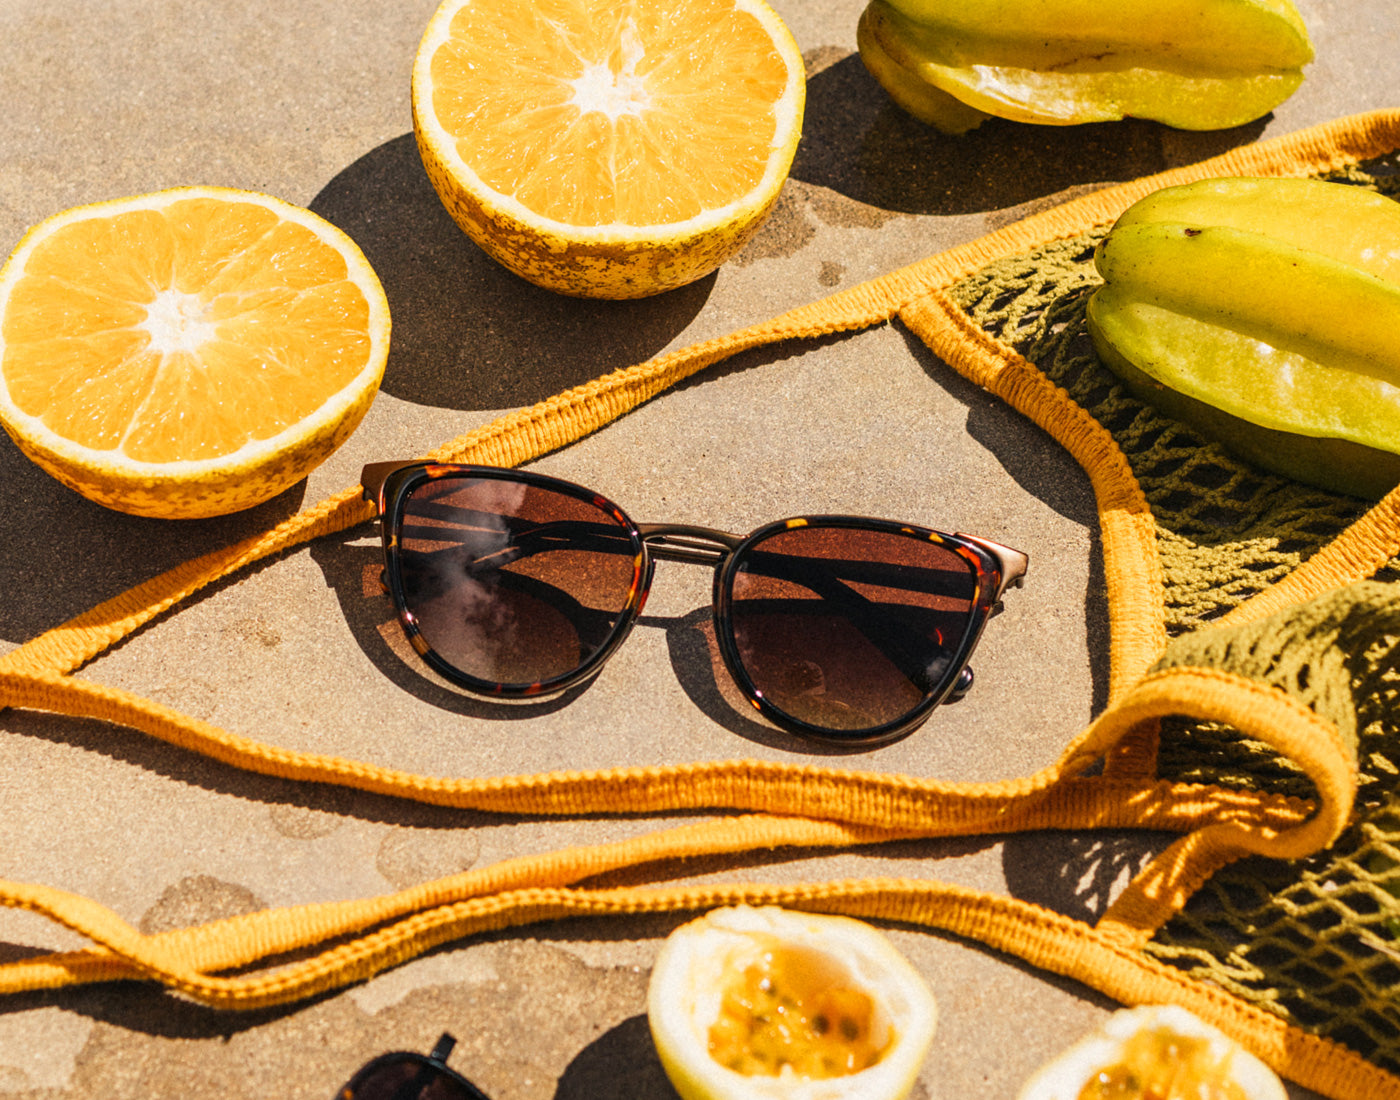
709,949,887,1078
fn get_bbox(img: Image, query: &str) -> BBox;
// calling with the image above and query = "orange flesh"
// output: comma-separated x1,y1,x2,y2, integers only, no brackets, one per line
1076,1026,1248,1100
429,0,792,227
2,198,372,463
707,946,889,1078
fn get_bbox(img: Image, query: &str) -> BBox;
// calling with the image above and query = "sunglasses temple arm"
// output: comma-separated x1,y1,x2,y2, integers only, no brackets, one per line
746,543,1027,605
957,533,1030,601
739,550,986,600
427,1033,495,1100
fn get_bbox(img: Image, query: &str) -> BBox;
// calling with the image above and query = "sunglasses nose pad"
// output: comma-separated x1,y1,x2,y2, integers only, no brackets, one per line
376,567,389,596
948,665,974,701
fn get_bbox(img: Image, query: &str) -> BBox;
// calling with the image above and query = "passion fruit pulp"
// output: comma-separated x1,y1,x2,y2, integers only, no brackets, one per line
708,941,887,1077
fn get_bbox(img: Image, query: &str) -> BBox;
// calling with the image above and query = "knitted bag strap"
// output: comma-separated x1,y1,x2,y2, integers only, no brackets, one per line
1,109,1398,1100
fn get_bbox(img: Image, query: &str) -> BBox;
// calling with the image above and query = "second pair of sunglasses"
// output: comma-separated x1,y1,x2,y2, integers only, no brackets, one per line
361,462,1028,746
335,1033,488,1100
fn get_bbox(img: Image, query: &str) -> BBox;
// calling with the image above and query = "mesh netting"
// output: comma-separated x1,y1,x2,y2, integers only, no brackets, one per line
946,161,1400,1071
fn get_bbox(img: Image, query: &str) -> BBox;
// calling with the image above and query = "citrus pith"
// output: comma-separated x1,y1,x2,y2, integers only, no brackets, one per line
412,0,806,298
0,188,390,519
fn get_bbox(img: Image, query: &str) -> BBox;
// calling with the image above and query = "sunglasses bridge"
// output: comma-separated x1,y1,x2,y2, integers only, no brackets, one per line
636,522,745,563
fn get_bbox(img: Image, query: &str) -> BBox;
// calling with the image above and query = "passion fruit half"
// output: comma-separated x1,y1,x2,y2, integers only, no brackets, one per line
647,906,937,1100
1017,1004,1287,1100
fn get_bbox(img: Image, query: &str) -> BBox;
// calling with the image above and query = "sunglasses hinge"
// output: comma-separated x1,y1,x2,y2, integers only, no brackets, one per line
360,459,425,511
955,531,1030,599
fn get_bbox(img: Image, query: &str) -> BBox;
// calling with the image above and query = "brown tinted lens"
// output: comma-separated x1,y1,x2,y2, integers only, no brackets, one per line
343,1058,479,1100
396,474,639,688
728,526,978,732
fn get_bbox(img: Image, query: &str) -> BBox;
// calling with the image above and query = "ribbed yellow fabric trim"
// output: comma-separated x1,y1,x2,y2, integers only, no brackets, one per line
1217,487,1400,627
897,289,1167,706
0,779,1308,995
1,109,1398,1100
3,876,1396,1098
0,666,1314,835
1088,668,1356,948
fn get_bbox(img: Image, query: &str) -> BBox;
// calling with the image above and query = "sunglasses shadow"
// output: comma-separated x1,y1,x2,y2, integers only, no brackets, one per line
646,607,896,757
553,1014,678,1100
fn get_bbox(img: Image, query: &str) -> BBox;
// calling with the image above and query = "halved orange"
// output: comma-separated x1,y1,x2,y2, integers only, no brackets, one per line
412,0,806,298
0,188,390,519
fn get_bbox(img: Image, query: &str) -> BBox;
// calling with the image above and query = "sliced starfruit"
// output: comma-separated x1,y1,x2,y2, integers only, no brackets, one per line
855,5,989,134
1085,176,1400,500
858,0,1312,131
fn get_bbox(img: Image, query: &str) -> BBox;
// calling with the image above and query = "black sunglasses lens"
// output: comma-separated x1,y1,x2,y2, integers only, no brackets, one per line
394,473,640,689
727,525,979,733
341,1057,481,1100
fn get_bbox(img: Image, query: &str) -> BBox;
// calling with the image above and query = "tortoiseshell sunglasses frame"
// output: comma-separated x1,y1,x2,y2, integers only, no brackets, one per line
361,460,1027,746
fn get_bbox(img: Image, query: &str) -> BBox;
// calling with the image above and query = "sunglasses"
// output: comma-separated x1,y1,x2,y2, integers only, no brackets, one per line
361,461,1028,746
334,1033,490,1100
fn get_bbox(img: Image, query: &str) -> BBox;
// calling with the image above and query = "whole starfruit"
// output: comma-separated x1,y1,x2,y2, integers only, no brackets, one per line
1086,176,1400,500
858,0,1313,132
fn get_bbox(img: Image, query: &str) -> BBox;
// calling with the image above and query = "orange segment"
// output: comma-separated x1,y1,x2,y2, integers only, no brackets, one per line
0,188,390,518
413,0,805,297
